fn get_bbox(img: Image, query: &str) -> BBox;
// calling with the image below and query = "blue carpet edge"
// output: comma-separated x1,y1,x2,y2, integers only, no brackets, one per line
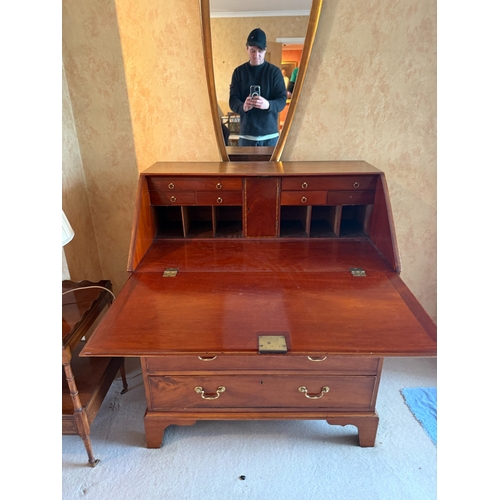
400,387,437,446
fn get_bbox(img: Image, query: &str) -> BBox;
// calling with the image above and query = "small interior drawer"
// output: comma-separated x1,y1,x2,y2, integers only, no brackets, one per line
196,191,243,205
327,190,375,205
144,355,380,375
148,177,242,192
148,374,377,410
280,191,327,205
149,191,196,205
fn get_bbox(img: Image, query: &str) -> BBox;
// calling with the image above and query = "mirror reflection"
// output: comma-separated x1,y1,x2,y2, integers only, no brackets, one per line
208,1,313,160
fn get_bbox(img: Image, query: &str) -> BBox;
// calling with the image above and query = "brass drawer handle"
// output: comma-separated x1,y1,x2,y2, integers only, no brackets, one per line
216,183,223,190
301,196,307,203
298,386,330,399
217,197,223,204
170,196,177,202
353,181,360,188
168,183,175,189
301,182,308,189
307,356,327,362
198,356,217,361
195,386,226,400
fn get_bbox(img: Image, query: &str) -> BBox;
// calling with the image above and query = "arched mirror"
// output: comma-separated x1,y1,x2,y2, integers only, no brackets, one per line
200,0,323,161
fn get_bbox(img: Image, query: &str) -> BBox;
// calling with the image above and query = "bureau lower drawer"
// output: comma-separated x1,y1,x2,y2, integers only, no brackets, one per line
144,356,380,375
147,375,377,410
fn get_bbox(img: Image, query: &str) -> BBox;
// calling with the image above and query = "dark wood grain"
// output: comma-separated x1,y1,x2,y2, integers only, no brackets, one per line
81,260,435,358
134,239,395,273
244,178,279,237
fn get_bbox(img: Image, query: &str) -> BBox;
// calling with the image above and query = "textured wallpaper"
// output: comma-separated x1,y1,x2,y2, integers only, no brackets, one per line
63,0,140,290
114,0,220,170
62,0,436,320
62,64,102,282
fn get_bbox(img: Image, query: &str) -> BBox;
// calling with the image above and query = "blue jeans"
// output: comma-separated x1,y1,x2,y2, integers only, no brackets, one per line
238,137,278,147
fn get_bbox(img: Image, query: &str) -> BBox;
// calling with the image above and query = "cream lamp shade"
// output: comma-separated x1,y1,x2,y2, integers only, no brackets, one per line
62,210,75,246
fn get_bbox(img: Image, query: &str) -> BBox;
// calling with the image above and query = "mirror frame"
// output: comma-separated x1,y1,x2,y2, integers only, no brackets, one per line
199,0,323,161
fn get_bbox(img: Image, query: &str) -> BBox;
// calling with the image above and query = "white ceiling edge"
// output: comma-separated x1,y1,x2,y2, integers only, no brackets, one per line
276,38,305,44
210,10,310,18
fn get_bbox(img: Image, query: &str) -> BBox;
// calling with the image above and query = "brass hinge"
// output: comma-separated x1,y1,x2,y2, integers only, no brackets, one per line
162,268,178,277
350,268,366,277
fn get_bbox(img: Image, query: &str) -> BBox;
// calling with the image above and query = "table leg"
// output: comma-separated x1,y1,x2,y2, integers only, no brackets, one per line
62,346,99,467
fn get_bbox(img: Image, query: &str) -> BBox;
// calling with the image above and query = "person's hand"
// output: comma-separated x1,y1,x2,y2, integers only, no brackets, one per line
243,96,254,112
250,96,270,110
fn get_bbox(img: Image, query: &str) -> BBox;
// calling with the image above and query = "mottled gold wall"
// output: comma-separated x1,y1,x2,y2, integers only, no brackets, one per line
62,0,436,320
283,0,437,318
62,0,138,290
114,0,219,171
211,16,309,108
62,64,102,281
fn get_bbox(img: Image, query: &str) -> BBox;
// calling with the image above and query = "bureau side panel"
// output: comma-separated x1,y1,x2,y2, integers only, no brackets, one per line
368,175,400,272
128,175,156,271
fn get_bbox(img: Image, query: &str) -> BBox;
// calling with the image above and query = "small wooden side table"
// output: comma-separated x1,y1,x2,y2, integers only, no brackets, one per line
62,280,128,467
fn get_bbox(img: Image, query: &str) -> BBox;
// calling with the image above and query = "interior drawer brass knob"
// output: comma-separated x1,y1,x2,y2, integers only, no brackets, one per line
170,196,177,202
217,197,223,204
353,181,360,188
298,386,330,399
216,183,223,189
301,197,307,203
194,386,226,400
301,182,308,189
168,183,175,189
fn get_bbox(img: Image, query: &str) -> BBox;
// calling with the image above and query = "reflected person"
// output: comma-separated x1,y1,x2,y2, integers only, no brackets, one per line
287,66,299,98
229,28,287,147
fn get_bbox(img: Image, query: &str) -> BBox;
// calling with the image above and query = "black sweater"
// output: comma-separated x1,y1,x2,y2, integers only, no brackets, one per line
229,61,287,138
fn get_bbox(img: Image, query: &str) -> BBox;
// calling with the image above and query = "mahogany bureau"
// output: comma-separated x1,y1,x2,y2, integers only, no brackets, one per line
81,161,437,448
